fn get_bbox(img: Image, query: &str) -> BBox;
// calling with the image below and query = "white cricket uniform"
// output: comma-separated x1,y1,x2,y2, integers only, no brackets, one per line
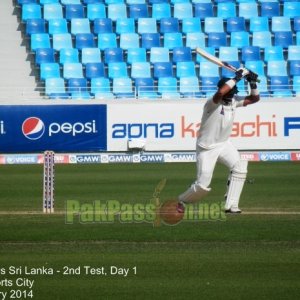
195,96,245,188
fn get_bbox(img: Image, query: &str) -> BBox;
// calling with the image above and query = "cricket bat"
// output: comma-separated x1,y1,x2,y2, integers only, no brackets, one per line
195,47,260,83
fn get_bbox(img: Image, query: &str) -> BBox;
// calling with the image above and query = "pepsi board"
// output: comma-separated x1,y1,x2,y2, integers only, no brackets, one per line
0,105,107,152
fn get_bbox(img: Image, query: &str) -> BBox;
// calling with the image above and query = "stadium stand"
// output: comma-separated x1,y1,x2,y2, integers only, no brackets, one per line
14,0,300,99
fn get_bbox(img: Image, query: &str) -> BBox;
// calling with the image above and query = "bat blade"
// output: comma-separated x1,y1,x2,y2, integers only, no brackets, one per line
195,47,260,83
195,47,237,72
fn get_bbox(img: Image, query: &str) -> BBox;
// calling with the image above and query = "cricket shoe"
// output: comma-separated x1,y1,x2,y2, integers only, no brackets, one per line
176,202,185,214
225,207,242,214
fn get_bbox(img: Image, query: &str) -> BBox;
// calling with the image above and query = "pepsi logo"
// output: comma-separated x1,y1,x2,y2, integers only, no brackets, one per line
22,117,45,140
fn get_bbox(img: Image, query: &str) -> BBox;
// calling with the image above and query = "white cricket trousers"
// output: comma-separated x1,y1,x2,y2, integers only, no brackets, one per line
196,140,240,189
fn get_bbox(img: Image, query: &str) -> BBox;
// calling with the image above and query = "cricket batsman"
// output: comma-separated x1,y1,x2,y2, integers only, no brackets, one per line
177,68,260,214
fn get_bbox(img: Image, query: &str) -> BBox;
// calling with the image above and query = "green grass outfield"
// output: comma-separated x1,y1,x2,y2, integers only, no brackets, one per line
0,162,299,299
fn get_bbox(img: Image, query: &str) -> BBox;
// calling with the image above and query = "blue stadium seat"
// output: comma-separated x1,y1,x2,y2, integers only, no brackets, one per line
22,4,41,21
97,33,117,50
87,3,106,20
272,17,291,32
81,48,101,64
45,77,69,99
194,3,213,19
204,17,224,33
127,48,146,64
48,19,68,34
199,61,219,77
267,60,288,77
75,33,95,50
217,2,236,18
35,48,55,65
63,62,84,79
164,33,183,49
221,61,240,77
294,17,300,32
18,0,38,5
105,0,125,4
255,75,269,97
176,61,196,78
108,4,127,21
52,33,73,51
67,78,90,99
274,32,293,48
226,17,246,33
179,76,201,98
131,62,151,78
30,33,51,51
104,47,124,63
264,46,284,62
196,47,215,63
252,31,272,48
115,18,135,34
150,47,170,63
127,0,147,4
261,2,280,18
173,3,193,20
289,60,300,76
270,77,293,97
230,31,249,48
158,77,180,98
59,48,79,64
65,4,84,20
137,18,157,34
172,47,192,62
113,77,135,98
238,2,258,19
153,62,173,78
182,18,201,34
160,18,179,33
219,46,239,62
71,18,91,35
297,32,300,45
43,3,63,20
26,18,46,35
94,18,113,34
284,2,300,18
292,76,300,95
116,80,137,98
152,3,171,20
201,76,219,95
135,78,158,99
85,62,105,79
179,76,201,97
141,33,161,49
40,0,60,4
119,33,140,49
40,63,60,80
91,77,113,98
108,62,128,78
61,0,82,4
288,46,300,61
129,4,148,19
249,17,269,32
185,32,206,49
245,60,265,76
208,32,227,47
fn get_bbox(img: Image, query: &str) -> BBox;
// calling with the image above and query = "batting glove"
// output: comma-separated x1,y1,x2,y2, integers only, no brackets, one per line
246,71,258,83
234,68,249,82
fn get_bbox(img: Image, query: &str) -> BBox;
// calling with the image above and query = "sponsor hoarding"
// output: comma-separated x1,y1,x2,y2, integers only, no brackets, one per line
0,105,107,152
107,101,300,151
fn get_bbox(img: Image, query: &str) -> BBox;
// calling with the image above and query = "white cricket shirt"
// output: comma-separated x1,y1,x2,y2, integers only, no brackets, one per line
197,96,245,149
